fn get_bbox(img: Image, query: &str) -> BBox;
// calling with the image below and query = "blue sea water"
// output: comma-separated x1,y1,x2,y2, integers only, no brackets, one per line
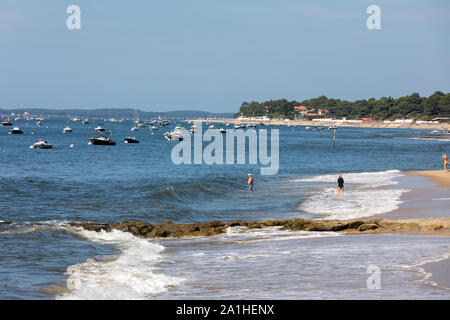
0,119,449,299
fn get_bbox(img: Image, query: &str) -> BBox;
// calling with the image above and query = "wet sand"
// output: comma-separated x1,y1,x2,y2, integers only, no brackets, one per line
405,170,450,188
376,174,450,220
379,172,450,291
420,253,450,290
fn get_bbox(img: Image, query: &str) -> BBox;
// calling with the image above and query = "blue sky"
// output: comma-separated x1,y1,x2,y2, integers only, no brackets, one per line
0,0,449,112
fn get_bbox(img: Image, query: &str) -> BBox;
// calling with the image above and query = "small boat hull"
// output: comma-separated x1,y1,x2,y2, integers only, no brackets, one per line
89,138,116,145
124,137,139,143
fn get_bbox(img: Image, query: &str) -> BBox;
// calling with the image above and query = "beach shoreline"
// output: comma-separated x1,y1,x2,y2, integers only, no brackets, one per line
67,169,450,292
185,118,450,130
405,170,450,188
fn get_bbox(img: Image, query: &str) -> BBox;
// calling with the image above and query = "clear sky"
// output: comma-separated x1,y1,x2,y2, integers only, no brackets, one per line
1,0,449,112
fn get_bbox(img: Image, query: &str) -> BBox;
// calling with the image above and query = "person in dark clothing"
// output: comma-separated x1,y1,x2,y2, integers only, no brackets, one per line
337,174,344,197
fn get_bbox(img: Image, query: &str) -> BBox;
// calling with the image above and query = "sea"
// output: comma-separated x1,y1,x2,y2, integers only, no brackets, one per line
0,119,449,299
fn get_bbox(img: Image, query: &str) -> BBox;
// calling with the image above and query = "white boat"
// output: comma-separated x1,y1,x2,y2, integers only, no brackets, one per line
208,124,215,129
218,128,226,133
124,137,139,144
95,126,105,132
131,126,139,131
150,125,158,131
164,126,184,141
9,127,23,134
63,126,72,133
30,140,53,149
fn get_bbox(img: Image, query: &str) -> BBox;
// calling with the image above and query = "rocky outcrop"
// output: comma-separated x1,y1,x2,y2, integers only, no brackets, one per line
68,217,450,239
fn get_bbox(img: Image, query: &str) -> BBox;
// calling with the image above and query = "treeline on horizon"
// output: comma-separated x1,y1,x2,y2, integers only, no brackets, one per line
235,91,450,120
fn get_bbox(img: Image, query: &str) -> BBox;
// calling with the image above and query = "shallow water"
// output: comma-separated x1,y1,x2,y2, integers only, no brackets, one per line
0,119,449,299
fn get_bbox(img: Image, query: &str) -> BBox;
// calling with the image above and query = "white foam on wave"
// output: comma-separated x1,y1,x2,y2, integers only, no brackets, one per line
297,170,409,220
301,187,409,220
224,226,341,243
294,169,403,186
58,228,185,300
0,220,68,235
394,248,450,291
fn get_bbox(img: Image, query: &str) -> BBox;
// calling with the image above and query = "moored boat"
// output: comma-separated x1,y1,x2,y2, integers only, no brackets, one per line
124,137,139,143
164,126,184,141
29,140,53,149
89,136,116,145
9,127,23,134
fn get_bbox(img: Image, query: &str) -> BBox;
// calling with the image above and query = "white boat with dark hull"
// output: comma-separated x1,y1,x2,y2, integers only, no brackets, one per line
164,126,184,141
29,140,53,149
124,137,139,144
89,135,116,145
9,127,23,134
95,126,105,132
63,126,72,133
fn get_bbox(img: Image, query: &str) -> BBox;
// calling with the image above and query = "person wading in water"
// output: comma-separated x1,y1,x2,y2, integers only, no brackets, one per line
337,174,344,198
248,174,253,191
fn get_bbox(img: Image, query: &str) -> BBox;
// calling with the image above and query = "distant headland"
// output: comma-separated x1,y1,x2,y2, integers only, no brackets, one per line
0,108,234,120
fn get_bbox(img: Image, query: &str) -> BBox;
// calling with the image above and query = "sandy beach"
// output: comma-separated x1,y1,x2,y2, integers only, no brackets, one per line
186,118,450,130
405,170,450,188
383,171,450,291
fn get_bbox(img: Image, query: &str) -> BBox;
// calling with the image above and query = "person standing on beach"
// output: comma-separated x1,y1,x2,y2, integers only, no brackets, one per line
443,154,448,172
337,174,344,197
248,174,254,191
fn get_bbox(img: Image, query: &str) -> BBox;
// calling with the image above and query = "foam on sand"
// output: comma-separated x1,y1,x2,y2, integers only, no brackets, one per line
58,228,184,300
296,170,409,220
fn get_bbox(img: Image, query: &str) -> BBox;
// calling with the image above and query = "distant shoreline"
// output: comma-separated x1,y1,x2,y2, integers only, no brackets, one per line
185,118,450,130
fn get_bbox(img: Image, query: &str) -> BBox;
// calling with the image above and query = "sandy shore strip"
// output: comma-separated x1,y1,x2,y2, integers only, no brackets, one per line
376,173,450,220
185,118,450,130
405,170,450,188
